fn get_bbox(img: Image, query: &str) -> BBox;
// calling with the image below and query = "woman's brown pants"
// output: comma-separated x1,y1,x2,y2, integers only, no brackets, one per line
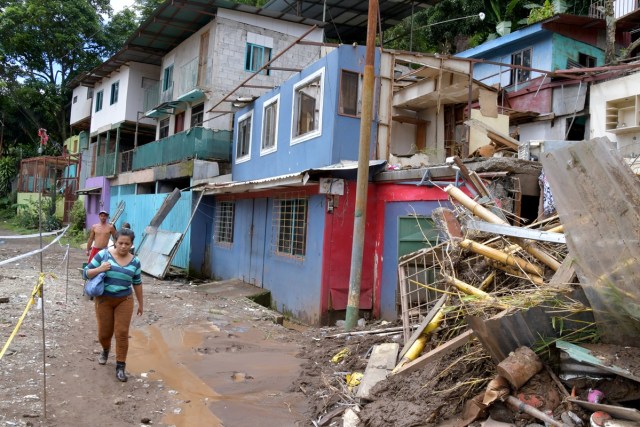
94,294,134,363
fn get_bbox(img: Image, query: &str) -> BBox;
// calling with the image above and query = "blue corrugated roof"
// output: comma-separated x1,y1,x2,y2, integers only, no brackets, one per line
456,23,545,59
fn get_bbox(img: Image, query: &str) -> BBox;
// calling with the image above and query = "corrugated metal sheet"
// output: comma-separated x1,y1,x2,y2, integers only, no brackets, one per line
110,190,193,269
541,138,640,344
137,230,183,278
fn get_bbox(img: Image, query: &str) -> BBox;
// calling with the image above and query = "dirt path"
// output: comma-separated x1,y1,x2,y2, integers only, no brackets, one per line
0,229,308,426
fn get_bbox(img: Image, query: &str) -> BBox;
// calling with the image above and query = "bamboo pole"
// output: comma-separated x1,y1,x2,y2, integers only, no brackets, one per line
392,309,444,373
479,272,495,291
459,239,544,276
445,185,561,271
441,274,508,309
488,262,545,285
546,224,563,233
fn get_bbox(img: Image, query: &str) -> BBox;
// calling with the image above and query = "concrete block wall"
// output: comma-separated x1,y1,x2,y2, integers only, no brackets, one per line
210,16,322,107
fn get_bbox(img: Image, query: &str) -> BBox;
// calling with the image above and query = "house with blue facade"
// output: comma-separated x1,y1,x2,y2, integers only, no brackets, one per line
69,1,325,273
189,45,502,324
457,14,606,151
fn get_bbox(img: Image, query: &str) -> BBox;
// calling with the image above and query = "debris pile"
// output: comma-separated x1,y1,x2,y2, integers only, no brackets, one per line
300,139,640,426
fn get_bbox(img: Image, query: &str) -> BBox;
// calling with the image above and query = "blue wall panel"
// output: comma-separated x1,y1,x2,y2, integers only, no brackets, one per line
205,193,326,324
206,198,253,280
110,189,192,269
261,194,325,324
380,201,446,320
232,45,378,182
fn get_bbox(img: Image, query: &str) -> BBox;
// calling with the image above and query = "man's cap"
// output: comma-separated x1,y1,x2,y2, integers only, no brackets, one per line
99,210,109,215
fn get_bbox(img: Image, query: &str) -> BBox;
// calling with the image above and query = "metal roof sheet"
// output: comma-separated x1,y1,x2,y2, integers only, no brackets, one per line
70,0,325,88
196,160,388,195
262,0,438,42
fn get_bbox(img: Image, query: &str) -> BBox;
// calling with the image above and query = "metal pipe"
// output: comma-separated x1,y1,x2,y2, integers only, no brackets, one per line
445,185,561,271
344,0,378,332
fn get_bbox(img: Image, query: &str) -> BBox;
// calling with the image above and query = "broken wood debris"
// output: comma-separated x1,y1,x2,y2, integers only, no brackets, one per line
305,146,640,427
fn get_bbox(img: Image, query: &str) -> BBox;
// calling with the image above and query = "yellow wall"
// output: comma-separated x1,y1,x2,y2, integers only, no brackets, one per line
64,135,80,155
17,193,64,220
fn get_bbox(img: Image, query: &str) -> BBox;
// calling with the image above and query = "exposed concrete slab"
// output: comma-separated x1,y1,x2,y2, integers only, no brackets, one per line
195,278,265,299
356,343,399,400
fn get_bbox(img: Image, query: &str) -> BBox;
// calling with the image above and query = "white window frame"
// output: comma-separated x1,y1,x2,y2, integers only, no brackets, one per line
235,110,253,164
260,94,279,156
291,67,324,145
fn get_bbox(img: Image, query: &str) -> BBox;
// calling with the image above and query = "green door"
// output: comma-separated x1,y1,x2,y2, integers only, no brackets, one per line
398,216,439,257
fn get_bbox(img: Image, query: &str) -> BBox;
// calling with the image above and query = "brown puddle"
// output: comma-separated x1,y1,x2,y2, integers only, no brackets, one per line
128,322,306,426
128,325,223,426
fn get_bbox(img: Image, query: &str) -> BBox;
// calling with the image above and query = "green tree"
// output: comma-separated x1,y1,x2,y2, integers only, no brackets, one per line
0,0,113,145
134,0,165,22
384,0,489,54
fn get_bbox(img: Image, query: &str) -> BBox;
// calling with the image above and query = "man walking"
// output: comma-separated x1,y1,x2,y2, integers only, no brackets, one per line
87,210,117,262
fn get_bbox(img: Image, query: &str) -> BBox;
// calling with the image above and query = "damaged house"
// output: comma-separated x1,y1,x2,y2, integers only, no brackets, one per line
191,12,618,325
189,43,543,325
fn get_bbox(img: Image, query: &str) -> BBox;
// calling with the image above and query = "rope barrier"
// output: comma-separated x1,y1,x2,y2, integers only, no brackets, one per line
0,225,69,267
0,227,67,239
0,273,44,361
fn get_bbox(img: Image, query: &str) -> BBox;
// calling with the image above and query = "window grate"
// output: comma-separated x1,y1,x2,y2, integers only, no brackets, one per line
272,195,308,258
215,200,235,245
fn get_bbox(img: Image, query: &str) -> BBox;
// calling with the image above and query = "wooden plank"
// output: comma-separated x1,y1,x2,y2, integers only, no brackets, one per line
146,187,181,231
392,115,429,125
567,398,640,421
452,156,484,196
487,131,520,151
393,330,474,376
556,341,640,383
548,257,577,289
356,343,399,400
465,119,521,150
399,295,446,359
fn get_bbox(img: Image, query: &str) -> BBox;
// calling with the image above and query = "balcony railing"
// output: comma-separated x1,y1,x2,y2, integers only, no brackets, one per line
131,127,231,171
590,0,639,19
160,83,174,104
95,153,117,177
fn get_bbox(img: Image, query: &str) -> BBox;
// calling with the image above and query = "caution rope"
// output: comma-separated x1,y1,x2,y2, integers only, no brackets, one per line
0,273,45,361
0,225,69,267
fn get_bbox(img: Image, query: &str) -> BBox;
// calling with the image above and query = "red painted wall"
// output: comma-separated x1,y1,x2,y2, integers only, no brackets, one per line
321,181,377,313
508,87,553,114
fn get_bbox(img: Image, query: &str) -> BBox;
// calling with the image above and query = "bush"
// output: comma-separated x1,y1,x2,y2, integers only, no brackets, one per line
16,198,61,232
69,199,86,232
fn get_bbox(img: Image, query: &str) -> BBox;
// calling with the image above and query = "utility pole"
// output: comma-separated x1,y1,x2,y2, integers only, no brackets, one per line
344,0,378,331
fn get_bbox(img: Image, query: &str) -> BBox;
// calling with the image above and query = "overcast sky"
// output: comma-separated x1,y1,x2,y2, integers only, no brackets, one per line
111,0,136,13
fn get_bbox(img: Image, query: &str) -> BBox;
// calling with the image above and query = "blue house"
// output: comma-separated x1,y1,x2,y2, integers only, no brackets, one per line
190,45,489,324
456,14,605,147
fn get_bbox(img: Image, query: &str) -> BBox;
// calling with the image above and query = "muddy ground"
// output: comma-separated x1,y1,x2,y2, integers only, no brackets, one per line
0,228,308,426
4,227,639,427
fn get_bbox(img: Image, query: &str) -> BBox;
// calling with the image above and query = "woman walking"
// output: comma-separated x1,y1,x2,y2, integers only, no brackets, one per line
84,228,143,382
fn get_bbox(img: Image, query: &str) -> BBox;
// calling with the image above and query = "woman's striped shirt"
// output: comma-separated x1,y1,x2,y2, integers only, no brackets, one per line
84,249,142,297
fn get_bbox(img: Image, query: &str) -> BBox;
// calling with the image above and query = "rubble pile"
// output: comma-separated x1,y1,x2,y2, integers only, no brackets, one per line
300,140,640,427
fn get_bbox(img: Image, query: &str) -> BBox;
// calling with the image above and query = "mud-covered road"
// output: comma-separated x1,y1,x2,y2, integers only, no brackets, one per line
0,228,308,426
